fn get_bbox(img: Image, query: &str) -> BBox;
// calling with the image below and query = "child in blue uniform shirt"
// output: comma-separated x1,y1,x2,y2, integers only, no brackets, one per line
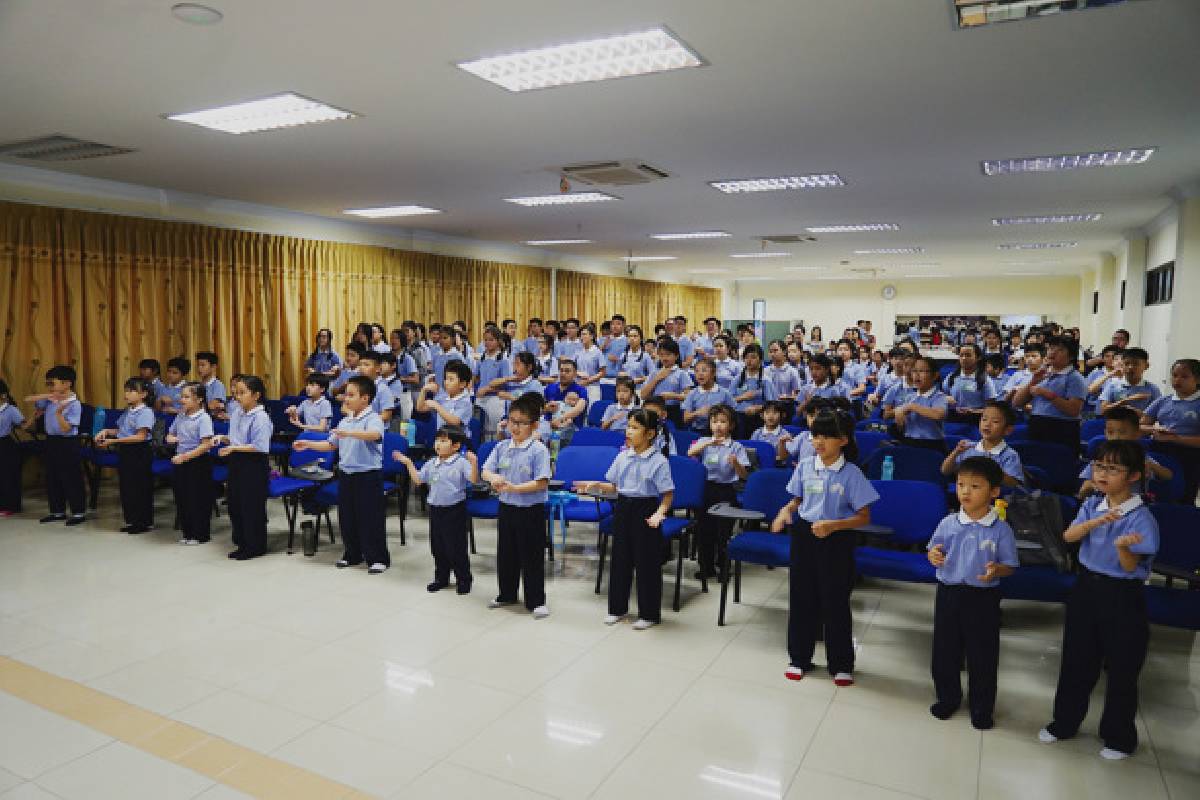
772,410,878,686
474,326,513,436
682,358,735,434
797,355,848,419
642,397,678,457
356,352,394,425
168,383,215,544
418,361,474,431
0,379,25,516
217,374,273,560
1040,440,1160,760
943,344,997,422
576,408,675,630
535,334,559,385
711,336,742,391
617,325,655,385
732,343,776,439
482,393,553,618
157,357,190,415
330,343,364,400
893,356,950,452
688,404,750,580
96,378,157,534
305,328,342,379
195,352,226,417
639,338,692,426
927,457,1018,729
751,401,789,466
941,401,1024,487
288,374,333,432
1077,407,1171,498
138,359,164,395
295,376,390,574
26,365,86,526
1141,358,1200,504
1098,348,1159,415
601,376,640,431
1012,336,1087,454
395,426,478,593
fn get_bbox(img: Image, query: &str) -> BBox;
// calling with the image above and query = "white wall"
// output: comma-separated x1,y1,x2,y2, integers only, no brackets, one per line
1141,212,1179,386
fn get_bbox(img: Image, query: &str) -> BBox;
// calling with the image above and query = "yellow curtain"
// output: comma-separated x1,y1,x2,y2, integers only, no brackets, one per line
0,200,719,407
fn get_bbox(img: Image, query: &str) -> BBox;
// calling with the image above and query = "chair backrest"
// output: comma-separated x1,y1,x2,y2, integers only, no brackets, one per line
855,430,889,467
944,421,976,438
1012,441,1080,493
938,363,957,381
740,468,794,519
467,416,482,449
477,439,499,469
413,418,436,449
212,419,230,437
667,455,707,511
570,428,626,449
598,382,617,404
863,446,945,484
381,432,408,475
586,400,612,427
79,404,97,438
553,445,620,484
265,399,299,435
672,428,700,456
1149,503,1200,571
1009,424,1030,442
869,479,948,546
291,430,335,469
1084,435,1107,459
1147,452,1185,504
738,440,776,471
1080,417,1107,443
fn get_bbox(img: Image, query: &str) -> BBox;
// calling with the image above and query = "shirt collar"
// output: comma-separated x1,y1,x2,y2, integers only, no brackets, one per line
1097,495,1145,515
437,452,462,465
130,403,147,412
629,445,658,460
1176,389,1200,401
203,376,217,386
916,386,937,398
1051,366,1073,376
975,440,1007,456
348,407,371,421
813,454,846,473
696,384,720,394
957,508,999,526
508,436,535,450
244,405,266,418
185,409,205,420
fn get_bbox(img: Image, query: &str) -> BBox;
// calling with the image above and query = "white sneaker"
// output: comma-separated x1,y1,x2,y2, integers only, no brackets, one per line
367,563,388,574
603,614,623,625
632,618,658,631
1099,747,1129,760
532,605,550,619
178,537,188,545
183,539,201,546
488,598,510,609
1037,728,1058,744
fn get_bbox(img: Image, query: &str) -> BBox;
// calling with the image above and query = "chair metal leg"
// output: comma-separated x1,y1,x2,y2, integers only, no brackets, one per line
285,496,298,554
673,534,686,612
734,560,742,603
594,530,608,594
468,517,477,555
545,516,555,562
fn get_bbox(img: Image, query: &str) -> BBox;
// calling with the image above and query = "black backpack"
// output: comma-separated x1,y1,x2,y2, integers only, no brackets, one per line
1005,491,1073,573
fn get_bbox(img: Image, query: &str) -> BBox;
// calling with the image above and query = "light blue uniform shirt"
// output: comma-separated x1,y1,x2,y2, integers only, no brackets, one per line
695,438,749,484
474,354,513,388
1031,368,1087,420
395,353,418,389
681,385,735,432
676,335,696,364
420,452,473,506
554,338,583,360
694,334,716,356
483,437,551,506
0,403,25,437
505,376,544,403
619,349,655,380
329,367,358,393
535,353,559,381
785,455,879,523
601,402,638,430
602,335,627,377
169,409,214,453
1003,369,1033,394
1098,378,1161,413
372,378,394,417
803,382,849,405
116,404,155,439
653,366,694,406
159,381,186,411
764,364,802,399
785,430,814,461
954,440,1024,483
872,369,901,403
1073,495,1159,580
305,349,341,374
522,336,541,356
732,372,777,412
654,428,679,457
575,346,605,380
713,358,742,391
432,348,466,387
899,388,949,440
927,510,1019,588
605,447,674,498
298,397,332,427
1143,391,1200,435
203,377,227,407
840,362,868,392
943,372,997,411
331,409,384,473
231,405,273,453
40,395,82,436
432,389,474,430
751,426,788,448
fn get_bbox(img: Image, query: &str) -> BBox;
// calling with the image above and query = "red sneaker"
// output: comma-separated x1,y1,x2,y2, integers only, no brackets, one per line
833,672,855,687
784,666,805,681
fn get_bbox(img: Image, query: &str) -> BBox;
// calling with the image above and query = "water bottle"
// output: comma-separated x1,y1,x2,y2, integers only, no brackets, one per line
404,420,417,447
549,429,561,461
881,454,895,481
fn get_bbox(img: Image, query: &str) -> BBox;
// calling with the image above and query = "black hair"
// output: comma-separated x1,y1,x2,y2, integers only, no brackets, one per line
346,342,367,357
707,402,736,426
138,358,161,375
808,409,858,462
123,377,155,405
46,365,77,386
445,361,473,385
305,373,330,390
347,375,376,402
528,317,543,326
948,343,987,392
614,375,640,404
166,357,191,376
1093,439,1146,479
557,358,578,371
182,381,207,406
643,395,668,412
983,399,1017,427
1172,358,1200,380
834,338,859,362
480,325,505,361
736,343,765,388
1023,343,1046,356
509,392,545,422
956,455,1005,489
358,351,381,366
311,328,335,356
0,378,9,404
1103,405,1142,430
984,353,1006,374
762,400,785,418
1046,335,1079,363
390,327,409,349
655,336,681,359
628,407,661,436
377,351,396,367
1121,347,1149,364
809,353,833,373
611,314,626,324
513,350,539,378
435,425,469,448
694,356,716,377
1100,344,1123,357
240,375,267,405
195,351,218,366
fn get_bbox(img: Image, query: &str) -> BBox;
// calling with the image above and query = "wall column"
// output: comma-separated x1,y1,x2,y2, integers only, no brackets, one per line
1118,235,1147,344
1166,193,1200,371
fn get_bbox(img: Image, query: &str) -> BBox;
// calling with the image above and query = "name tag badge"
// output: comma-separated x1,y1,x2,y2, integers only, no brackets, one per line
805,479,825,495
705,452,721,466
498,459,512,471
430,474,440,484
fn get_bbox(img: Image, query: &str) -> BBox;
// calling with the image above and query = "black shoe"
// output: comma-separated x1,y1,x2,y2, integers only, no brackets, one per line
971,714,994,731
234,550,264,561
40,514,66,524
126,525,149,535
693,569,717,580
65,515,86,527
427,581,448,593
456,582,472,595
336,559,362,569
120,524,135,533
930,702,959,721
228,549,244,559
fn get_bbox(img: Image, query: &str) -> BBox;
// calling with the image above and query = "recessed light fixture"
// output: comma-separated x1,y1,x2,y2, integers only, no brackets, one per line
730,252,791,259
854,247,925,255
456,26,705,93
997,242,1078,250
524,239,593,245
709,174,845,194
505,192,618,207
981,148,1155,176
687,268,732,274
344,205,442,218
992,213,1102,225
621,255,676,262
171,3,222,25
805,223,899,233
650,231,730,240
166,92,356,134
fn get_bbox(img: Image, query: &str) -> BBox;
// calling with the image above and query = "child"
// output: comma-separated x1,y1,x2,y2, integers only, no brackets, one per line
892,356,949,452
783,398,832,466
554,318,582,360
304,327,342,378
1141,357,1200,503
296,376,390,573
431,326,466,389
575,408,674,630
535,334,560,385
681,358,735,434
871,348,908,408
288,374,332,432
983,354,1007,400
1040,440,1160,759
732,343,776,439
1012,336,1087,454
474,325,513,435
390,329,420,421
711,336,742,391
798,355,847,417
168,382,215,544
1003,343,1044,405
835,339,868,398
95,378,156,533
601,376,640,430
765,340,803,422
943,344,996,422
25,366,86,526
138,359,164,393
544,359,588,442
499,352,544,403
157,357,190,414
574,325,605,404
380,352,406,420
771,409,878,685
419,361,475,431
217,374,273,560
617,325,655,385
195,352,227,417
687,404,750,580
639,338,692,426
1085,344,1123,410
643,396,677,456
941,400,1024,487
1098,348,1160,414
751,400,789,466
395,426,478,592
481,393,552,618
927,457,1018,729
0,379,26,516
1079,407,1171,498
330,342,364,399
356,352,394,425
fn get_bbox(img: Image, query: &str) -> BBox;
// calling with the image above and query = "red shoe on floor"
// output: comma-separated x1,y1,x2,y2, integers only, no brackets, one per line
833,672,855,687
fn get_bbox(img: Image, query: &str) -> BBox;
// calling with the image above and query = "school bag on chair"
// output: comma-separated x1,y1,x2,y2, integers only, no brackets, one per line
1004,490,1073,573
150,416,171,457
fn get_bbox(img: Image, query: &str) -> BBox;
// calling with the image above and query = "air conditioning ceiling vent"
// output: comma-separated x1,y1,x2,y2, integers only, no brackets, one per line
559,160,671,186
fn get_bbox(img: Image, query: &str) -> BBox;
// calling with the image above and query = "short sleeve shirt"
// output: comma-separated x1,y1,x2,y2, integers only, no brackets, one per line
605,447,674,498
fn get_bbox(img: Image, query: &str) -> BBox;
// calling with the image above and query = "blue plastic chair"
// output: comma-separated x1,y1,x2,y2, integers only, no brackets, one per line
1146,585,1200,630
738,439,777,471
998,567,1076,603
555,446,621,524
271,430,336,552
569,428,626,449
380,432,411,546
944,422,976,438
465,439,501,555
1149,504,1200,589
599,382,617,404
855,430,890,467
586,400,612,427
1080,417,1106,443
718,468,794,625
862,446,945,485
1012,441,1080,495
672,428,700,457
854,480,948,585
1147,452,1185,504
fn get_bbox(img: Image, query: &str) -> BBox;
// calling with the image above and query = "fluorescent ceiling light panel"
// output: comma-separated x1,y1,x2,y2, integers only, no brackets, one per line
166,92,356,134
456,26,704,93
997,242,1078,250
650,231,730,240
981,148,1155,176
621,255,676,262
505,192,617,207
343,205,441,218
805,223,899,233
730,252,791,259
524,239,592,245
709,174,844,194
854,247,925,255
992,213,1102,225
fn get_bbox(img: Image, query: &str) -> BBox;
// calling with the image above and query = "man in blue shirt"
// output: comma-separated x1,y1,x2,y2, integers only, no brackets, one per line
544,360,588,442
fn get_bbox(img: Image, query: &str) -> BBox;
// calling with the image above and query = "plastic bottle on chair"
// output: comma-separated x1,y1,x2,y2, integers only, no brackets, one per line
549,429,561,462
404,420,417,448
881,454,895,481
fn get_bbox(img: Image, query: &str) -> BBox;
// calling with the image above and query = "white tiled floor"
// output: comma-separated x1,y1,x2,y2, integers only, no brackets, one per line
0,486,1197,799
